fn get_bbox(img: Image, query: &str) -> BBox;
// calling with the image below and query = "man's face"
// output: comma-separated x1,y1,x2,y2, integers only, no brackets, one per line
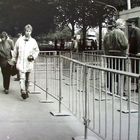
1,36,7,42
25,29,32,38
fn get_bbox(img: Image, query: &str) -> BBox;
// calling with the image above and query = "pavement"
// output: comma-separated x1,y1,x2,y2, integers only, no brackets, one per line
0,71,101,140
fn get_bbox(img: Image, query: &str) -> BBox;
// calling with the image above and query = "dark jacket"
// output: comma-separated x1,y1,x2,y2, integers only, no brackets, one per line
0,39,14,67
129,26,140,55
103,28,128,56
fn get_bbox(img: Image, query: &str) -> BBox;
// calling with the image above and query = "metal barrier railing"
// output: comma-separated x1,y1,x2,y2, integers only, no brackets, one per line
64,52,140,104
36,51,140,104
31,51,140,140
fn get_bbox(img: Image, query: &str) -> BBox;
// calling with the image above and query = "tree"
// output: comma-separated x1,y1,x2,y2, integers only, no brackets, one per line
55,0,79,36
0,0,57,36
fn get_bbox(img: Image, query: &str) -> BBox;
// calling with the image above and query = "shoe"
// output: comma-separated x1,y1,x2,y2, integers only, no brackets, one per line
21,93,26,99
14,78,20,81
26,91,30,98
21,91,26,99
4,89,9,94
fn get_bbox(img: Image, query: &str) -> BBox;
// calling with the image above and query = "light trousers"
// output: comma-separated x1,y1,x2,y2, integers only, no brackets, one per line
19,71,31,92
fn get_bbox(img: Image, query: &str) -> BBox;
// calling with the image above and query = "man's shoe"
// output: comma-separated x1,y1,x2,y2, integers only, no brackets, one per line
4,89,9,94
21,91,26,99
21,93,26,99
14,78,20,81
26,91,30,98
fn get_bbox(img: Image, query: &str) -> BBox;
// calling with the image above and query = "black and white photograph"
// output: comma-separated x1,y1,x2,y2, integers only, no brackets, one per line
0,0,139,140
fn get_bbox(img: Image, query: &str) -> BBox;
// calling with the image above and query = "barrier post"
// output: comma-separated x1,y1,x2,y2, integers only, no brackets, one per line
72,65,98,140
70,51,73,59
40,55,53,103
138,77,140,140
50,55,70,116
30,59,41,94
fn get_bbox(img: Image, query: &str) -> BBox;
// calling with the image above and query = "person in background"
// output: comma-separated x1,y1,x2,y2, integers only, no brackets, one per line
103,19,129,94
13,33,22,81
54,38,58,50
60,38,65,50
0,31,14,94
71,37,78,52
12,24,39,99
128,22,140,92
91,39,97,50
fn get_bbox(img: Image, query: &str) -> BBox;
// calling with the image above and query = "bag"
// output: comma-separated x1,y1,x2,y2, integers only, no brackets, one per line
10,64,18,76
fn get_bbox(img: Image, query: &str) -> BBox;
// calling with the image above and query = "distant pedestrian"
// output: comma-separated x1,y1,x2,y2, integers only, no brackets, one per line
13,33,22,81
104,18,128,56
12,24,39,99
0,31,14,94
103,19,129,94
91,40,97,50
128,22,140,56
128,22,140,92
54,38,58,50
71,37,78,52
60,39,65,50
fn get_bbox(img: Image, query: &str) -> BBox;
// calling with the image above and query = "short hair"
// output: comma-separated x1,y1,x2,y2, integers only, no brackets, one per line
1,31,8,39
115,18,126,29
24,24,33,31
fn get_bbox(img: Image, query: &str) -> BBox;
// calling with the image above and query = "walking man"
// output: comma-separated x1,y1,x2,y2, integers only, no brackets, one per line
12,24,39,99
0,31,14,94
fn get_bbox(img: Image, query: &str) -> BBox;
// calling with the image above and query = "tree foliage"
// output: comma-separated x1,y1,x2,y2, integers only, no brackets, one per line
0,0,57,36
0,0,140,37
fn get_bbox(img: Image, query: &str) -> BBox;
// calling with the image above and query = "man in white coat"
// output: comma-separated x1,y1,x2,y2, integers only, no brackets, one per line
12,24,39,99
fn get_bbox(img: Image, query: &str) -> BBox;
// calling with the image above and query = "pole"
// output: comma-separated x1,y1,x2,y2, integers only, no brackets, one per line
127,0,131,10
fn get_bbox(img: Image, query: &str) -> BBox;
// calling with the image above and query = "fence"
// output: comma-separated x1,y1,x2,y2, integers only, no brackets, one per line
61,52,140,104
31,51,140,140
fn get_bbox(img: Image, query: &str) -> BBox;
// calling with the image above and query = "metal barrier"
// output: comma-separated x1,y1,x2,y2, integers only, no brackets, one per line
31,52,140,140
37,51,140,104
64,52,140,104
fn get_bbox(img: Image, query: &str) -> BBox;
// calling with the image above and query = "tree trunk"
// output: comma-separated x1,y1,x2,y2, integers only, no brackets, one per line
71,22,75,37
82,25,87,51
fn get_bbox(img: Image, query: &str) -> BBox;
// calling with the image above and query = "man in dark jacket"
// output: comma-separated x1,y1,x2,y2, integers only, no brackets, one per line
128,22,140,92
104,19,128,56
0,32,14,94
103,19,129,94
129,22,140,56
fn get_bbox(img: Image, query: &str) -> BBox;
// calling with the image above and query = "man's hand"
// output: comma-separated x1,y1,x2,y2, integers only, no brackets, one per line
8,59,15,66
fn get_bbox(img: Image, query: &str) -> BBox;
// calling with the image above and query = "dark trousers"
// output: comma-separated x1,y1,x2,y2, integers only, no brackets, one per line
107,58,126,94
1,63,11,90
131,59,139,90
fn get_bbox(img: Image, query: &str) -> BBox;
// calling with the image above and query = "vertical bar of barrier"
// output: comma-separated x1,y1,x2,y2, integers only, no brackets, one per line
138,77,140,140
30,59,41,94
59,56,62,113
128,77,131,140
39,55,53,103
105,71,107,138
99,70,101,134
112,73,115,140
93,69,96,130
119,74,122,140
72,65,98,140
70,51,72,59
50,55,70,116
84,66,88,139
